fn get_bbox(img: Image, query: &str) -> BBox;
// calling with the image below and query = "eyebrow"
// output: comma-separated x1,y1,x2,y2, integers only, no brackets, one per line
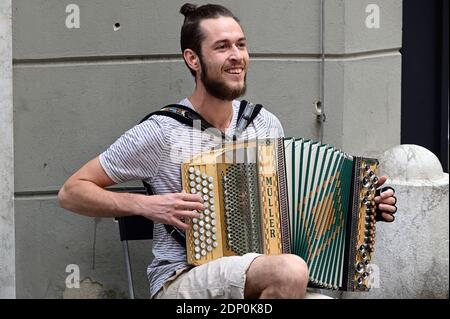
212,37,247,46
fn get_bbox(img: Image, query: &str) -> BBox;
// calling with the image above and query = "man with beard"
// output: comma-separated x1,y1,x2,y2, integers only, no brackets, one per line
58,3,397,299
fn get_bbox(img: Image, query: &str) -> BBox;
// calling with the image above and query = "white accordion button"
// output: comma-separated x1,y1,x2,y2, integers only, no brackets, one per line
192,218,198,224
195,170,201,176
189,174,195,180
208,184,214,190
210,205,215,211
203,209,210,215
204,216,211,223
210,213,216,219
201,250,207,256
208,177,214,183
188,167,195,173
193,224,198,231
203,195,209,201
195,253,201,260
212,242,218,248
194,246,200,253
201,173,207,179
195,177,202,183
202,180,208,187
193,231,199,238
190,188,196,194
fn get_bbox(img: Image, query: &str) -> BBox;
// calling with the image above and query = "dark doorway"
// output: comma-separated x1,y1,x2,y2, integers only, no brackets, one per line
401,0,449,172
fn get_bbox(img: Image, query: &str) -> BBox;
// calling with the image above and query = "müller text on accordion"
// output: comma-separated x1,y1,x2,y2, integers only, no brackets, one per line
58,2,398,299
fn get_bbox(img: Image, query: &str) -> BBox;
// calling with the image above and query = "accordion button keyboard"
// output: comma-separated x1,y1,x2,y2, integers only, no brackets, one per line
185,167,221,264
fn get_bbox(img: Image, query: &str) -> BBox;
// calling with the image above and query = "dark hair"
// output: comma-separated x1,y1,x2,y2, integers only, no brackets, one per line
180,3,240,76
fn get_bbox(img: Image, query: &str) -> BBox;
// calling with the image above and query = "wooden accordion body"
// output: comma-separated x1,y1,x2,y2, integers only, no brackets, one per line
181,138,379,291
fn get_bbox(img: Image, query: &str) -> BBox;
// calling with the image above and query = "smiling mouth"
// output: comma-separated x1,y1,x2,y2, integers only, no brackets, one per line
224,67,245,75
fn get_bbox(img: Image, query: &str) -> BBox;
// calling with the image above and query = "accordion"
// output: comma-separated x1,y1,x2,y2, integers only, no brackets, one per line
181,138,379,291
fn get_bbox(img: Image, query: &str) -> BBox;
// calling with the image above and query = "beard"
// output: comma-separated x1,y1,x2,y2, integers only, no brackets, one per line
199,58,247,101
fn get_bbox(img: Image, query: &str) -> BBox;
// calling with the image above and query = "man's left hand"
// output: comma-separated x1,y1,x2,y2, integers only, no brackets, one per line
374,176,397,222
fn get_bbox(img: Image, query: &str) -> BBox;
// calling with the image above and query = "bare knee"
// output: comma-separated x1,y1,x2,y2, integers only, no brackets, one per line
246,254,309,299
271,254,308,298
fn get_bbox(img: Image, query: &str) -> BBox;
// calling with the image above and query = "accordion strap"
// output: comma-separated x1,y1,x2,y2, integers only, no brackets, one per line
138,100,264,247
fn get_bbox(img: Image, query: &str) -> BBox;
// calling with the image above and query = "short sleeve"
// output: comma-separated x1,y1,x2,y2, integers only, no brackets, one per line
99,118,168,184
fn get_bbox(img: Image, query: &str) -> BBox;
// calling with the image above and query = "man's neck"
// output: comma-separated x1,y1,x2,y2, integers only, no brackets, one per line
188,86,234,133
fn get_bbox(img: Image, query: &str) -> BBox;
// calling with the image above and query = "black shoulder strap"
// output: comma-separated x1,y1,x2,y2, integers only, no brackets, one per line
140,101,264,248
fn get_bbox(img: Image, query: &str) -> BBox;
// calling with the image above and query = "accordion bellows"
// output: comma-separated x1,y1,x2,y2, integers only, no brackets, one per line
181,138,379,291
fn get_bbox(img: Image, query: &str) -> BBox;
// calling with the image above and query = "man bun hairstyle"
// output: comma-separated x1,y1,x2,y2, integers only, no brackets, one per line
180,3,198,17
180,3,240,76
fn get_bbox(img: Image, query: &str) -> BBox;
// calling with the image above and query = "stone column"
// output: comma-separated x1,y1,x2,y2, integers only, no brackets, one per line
0,0,15,298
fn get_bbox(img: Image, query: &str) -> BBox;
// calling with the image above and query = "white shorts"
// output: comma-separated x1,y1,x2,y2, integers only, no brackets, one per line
154,253,261,299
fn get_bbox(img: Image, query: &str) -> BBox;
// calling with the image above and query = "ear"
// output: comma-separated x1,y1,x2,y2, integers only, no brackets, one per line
183,49,200,73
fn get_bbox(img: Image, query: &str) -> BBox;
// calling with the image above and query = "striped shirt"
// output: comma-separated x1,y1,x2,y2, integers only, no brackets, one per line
99,98,284,297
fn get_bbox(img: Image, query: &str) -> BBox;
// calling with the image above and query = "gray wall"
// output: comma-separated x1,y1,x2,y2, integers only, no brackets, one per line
0,0,15,299
11,0,402,298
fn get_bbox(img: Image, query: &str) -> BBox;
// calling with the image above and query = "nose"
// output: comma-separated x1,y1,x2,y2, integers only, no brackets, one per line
229,44,244,62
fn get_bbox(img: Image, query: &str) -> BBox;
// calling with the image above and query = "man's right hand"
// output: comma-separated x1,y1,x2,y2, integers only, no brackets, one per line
58,157,204,230
135,192,205,230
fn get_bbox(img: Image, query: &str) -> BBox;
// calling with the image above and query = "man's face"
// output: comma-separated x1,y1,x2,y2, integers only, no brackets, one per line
197,17,249,101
